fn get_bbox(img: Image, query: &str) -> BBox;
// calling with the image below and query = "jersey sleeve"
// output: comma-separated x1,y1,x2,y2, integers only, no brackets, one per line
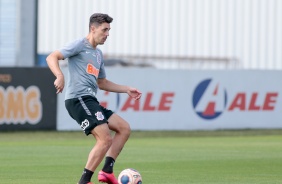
59,39,83,59
98,62,106,79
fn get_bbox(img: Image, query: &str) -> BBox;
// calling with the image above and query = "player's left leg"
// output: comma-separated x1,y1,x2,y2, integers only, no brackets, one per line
98,113,131,184
106,113,131,159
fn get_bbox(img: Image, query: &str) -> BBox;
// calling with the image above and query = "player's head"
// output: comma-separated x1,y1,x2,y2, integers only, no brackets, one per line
89,13,113,31
89,13,113,45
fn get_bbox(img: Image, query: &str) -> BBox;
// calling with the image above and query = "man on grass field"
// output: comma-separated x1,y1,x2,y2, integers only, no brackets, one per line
46,13,142,184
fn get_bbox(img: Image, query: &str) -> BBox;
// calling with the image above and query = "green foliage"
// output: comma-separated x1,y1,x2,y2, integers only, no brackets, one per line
0,130,282,184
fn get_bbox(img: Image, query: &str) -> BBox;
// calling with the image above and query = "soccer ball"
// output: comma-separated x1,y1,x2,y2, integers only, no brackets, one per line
118,168,142,184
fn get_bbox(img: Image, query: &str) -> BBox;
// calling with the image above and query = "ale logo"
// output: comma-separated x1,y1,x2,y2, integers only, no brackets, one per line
192,79,227,120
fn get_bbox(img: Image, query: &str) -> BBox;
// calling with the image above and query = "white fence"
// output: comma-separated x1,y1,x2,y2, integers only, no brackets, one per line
38,0,282,70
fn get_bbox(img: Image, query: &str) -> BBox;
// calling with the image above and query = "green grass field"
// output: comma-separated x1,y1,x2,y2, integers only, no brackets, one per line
0,130,282,184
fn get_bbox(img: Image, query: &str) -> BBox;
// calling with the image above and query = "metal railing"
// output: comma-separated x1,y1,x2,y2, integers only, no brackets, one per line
104,54,239,69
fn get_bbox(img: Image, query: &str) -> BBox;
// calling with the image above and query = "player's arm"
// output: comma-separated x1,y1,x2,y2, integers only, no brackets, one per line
97,78,142,100
46,50,65,94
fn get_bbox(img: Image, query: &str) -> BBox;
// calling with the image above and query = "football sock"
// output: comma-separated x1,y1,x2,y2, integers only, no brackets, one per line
78,168,93,184
102,156,115,173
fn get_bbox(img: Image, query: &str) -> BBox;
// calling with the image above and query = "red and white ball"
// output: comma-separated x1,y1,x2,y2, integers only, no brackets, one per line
118,168,142,184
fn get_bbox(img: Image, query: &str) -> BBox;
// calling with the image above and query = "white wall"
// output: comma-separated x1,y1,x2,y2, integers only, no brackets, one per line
38,0,282,70
0,0,37,66
0,0,18,66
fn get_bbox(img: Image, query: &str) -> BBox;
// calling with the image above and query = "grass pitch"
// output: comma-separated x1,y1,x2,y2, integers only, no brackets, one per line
0,130,282,184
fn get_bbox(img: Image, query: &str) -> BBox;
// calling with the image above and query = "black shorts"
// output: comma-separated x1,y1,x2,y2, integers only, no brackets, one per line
65,95,114,135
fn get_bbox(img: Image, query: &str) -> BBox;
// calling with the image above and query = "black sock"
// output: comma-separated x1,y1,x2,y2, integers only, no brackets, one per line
78,168,93,184
102,157,115,173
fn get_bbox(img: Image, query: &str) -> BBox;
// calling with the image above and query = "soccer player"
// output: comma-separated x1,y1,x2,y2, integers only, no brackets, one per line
46,13,142,184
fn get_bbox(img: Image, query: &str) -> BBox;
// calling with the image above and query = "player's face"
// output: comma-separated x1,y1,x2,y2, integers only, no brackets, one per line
93,23,111,45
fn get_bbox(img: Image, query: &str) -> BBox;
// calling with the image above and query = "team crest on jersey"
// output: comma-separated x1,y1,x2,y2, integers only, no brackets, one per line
95,111,104,121
96,52,101,65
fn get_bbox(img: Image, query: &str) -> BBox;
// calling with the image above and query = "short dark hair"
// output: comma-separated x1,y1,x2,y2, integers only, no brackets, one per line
89,13,113,30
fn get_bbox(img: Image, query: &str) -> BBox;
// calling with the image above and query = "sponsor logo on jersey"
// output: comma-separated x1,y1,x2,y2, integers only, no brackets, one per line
86,63,99,78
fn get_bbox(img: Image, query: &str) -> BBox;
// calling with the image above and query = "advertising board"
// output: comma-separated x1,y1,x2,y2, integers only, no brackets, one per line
57,68,282,131
0,68,57,131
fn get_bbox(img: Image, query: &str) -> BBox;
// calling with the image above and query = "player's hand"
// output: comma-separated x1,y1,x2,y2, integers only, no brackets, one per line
54,74,65,94
127,88,142,100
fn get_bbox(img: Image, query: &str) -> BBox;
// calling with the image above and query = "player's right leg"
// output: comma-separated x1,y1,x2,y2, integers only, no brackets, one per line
85,123,113,171
65,96,113,184
77,124,112,184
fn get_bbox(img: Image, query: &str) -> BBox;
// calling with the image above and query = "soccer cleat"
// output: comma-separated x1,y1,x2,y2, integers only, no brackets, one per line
98,170,118,184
